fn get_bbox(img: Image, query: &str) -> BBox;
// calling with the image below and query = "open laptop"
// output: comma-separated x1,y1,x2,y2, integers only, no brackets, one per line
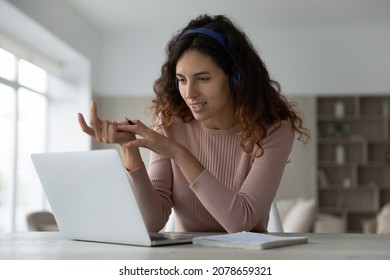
31,149,194,246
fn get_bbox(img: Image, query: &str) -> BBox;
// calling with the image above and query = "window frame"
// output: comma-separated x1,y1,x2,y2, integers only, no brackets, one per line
0,47,50,232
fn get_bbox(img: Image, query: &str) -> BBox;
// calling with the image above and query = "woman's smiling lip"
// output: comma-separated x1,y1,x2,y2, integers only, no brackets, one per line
188,102,207,112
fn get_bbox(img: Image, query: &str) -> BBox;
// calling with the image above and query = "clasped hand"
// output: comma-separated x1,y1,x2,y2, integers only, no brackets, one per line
77,101,180,159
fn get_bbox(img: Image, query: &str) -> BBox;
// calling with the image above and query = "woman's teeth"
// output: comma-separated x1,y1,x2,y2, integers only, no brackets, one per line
190,103,206,111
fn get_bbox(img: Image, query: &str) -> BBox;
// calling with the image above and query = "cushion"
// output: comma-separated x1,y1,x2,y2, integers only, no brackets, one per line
314,214,344,233
276,198,297,223
377,214,390,234
380,203,390,215
377,205,390,234
282,198,316,233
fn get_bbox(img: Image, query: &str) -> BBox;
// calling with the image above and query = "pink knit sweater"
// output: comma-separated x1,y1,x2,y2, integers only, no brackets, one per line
127,118,294,233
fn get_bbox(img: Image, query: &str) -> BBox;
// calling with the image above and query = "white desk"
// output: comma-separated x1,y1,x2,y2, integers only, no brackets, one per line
1,232,390,260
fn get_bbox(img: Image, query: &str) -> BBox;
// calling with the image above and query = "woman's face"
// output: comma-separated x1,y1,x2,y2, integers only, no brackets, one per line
176,49,236,129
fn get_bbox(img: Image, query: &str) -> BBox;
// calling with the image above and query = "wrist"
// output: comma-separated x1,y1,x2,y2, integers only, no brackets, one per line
120,145,143,171
172,143,188,162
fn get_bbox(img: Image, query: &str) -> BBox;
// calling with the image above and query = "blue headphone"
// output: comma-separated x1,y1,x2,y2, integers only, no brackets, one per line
179,27,239,91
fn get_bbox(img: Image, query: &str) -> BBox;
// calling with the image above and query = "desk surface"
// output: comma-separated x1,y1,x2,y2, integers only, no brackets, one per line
1,232,390,260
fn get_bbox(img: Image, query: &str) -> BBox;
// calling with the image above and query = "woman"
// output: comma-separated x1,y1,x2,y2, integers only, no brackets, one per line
78,14,309,233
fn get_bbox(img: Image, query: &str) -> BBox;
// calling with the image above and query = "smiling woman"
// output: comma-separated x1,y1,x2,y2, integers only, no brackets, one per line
78,14,310,234
176,50,234,129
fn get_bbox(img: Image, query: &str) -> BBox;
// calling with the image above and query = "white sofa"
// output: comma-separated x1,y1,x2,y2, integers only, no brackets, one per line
363,203,390,234
275,197,344,233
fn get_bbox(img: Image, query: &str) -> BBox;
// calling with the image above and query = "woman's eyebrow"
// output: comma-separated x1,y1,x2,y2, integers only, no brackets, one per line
176,71,211,77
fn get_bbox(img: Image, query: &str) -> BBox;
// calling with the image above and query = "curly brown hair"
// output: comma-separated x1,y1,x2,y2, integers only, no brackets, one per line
152,14,309,157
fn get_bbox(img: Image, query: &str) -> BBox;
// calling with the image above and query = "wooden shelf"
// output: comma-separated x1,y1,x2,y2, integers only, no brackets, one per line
317,95,390,232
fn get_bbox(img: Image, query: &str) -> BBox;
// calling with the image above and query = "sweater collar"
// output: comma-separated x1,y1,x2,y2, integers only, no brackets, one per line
199,121,240,135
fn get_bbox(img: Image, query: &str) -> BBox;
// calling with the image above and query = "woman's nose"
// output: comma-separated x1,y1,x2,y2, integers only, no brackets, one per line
184,81,199,99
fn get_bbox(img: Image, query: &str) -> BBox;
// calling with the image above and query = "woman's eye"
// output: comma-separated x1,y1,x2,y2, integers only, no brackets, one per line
198,77,210,81
177,78,186,84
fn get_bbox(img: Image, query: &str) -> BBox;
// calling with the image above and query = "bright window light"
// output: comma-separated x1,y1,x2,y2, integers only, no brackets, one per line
18,59,47,93
0,54,48,232
15,88,47,230
0,48,16,81
0,83,16,232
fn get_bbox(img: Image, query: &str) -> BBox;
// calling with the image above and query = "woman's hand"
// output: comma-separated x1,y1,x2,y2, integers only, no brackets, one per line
118,120,205,183
117,120,180,159
77,101,134,145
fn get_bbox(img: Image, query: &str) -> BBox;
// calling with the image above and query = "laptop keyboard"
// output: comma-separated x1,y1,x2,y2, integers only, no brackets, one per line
149,232,193,241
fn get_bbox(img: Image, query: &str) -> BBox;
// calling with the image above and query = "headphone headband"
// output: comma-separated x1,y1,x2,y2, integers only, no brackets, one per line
181,27,233,59
179,27,239,91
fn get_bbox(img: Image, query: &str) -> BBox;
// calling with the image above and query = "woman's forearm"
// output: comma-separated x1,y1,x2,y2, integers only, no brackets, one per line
120,146,144,171
173,144,205,184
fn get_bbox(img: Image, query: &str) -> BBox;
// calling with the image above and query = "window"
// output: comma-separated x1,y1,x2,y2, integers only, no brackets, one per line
0,47,48,232
0,1,92,233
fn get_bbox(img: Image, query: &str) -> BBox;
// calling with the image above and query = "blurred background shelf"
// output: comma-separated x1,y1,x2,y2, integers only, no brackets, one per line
317,95,390,232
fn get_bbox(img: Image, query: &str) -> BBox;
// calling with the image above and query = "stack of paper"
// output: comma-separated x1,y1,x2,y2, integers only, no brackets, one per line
192,232,308,250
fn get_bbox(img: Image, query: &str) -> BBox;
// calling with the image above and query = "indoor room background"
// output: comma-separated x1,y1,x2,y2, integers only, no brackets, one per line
1,0,389,233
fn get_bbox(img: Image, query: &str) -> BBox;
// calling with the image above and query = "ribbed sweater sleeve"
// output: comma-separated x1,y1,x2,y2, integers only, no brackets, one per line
126,157,173,232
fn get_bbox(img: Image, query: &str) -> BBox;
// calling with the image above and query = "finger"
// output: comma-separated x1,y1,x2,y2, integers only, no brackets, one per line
108,123,119,142
117,119,149,136
109,124,135,144
101,120,111,143
89,100,98,122
77,113,95,137
117,123,140,135
113,119,130,126
89,100,102,140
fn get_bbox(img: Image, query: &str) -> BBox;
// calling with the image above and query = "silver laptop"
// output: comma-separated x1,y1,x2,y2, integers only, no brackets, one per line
31,149,194,246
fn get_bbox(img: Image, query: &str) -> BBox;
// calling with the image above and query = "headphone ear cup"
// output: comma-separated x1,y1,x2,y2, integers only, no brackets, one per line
175,78,179,91
230,72,239,91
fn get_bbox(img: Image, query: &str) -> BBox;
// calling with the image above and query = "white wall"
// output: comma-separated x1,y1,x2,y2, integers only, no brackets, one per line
276,96,317,200
97,25,390,97
7,0,102,91
97,32,167,96
9,0,390,98
250,26,390,95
